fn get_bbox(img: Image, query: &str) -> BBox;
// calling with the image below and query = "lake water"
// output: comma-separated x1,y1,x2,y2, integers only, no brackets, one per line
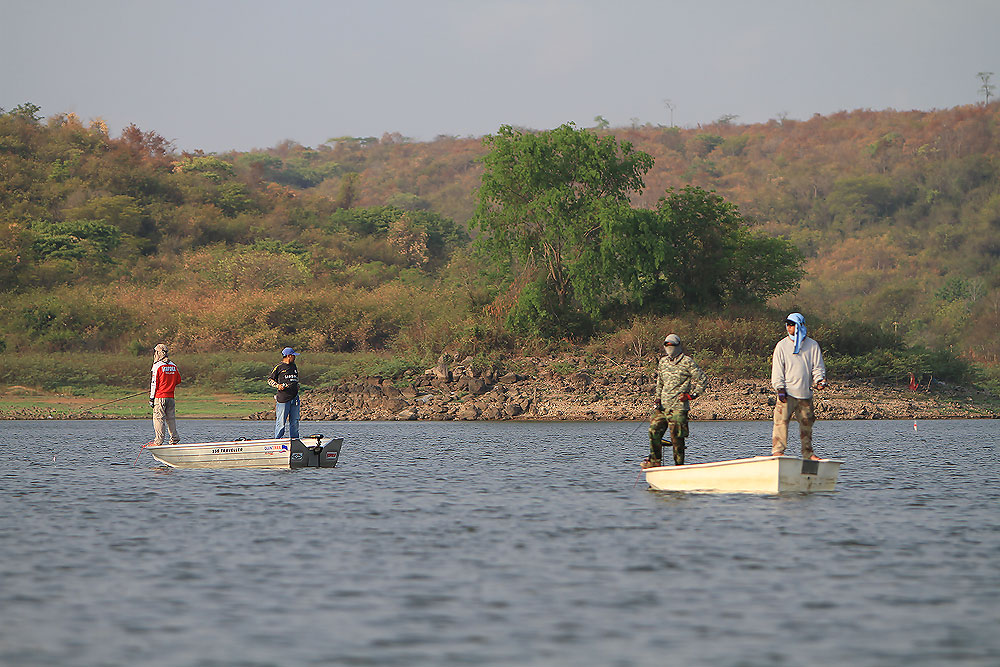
1,418,998,666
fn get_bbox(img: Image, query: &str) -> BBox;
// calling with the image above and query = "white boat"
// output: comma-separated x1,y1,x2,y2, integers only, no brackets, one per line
147,435,343,469
643,455,842,494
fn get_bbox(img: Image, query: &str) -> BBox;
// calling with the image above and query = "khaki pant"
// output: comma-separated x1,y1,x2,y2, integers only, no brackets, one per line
152,397,180,445
772,396,815,458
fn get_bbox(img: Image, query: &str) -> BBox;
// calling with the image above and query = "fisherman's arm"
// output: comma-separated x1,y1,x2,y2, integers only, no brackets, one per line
150,365,158,406
689,361,707,399
268,365,286,390
654,361,664,410
811,343,827,389
771,345,787,402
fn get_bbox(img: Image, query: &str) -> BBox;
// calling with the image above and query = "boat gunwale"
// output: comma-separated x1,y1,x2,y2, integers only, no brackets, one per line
148,437,323,451
642,455,843,473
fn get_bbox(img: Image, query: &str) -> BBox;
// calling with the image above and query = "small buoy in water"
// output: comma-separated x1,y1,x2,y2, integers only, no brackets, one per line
52,454,57,461
913,421,918,432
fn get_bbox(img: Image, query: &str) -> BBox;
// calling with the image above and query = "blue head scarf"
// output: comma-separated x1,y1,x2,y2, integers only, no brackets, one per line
786,313,806,354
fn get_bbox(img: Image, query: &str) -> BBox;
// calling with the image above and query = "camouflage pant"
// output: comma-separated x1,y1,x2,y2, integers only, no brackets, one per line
649,408,689,465
772,396,815,458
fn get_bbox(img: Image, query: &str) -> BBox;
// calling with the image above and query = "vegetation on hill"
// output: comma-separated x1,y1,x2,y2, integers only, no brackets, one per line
1,100,998,394
469,123,804,339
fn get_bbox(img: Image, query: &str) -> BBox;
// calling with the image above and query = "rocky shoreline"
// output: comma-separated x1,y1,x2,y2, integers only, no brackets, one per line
4,354,996,421
257,354,997,422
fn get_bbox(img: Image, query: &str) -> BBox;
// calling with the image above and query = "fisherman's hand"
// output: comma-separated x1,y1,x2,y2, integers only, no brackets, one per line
678,392,692,401
654,400,663,412
777,390,787,403
815,379,827,390
149,399,154,408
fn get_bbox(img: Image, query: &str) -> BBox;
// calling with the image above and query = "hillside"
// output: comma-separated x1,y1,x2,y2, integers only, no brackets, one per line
305,106,1000,365
1,102,997,392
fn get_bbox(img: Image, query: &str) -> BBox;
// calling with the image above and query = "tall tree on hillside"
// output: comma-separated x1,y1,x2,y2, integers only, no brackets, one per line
471,123,654,317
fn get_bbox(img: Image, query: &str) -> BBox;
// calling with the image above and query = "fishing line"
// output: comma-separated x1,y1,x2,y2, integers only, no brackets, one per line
132,443,149,466
618,417,650,489
47,391,147,463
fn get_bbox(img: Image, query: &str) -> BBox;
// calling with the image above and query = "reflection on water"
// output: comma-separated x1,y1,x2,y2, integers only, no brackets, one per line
1,419,998,666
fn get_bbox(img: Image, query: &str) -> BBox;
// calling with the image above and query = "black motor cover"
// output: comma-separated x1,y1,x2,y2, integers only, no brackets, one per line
319,438,343,468
289,438,319,467
290,436,343,468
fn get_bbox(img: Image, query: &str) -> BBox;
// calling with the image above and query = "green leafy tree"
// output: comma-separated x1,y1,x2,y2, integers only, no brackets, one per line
31,220,123,260
725,228,805,304
689,133,724,157
653,187,737,307
9,102,42,122
214,182,256,217
471,123,654,315
327,205,468,268
63,195,145,235
586,186,804,312
172,155,235,182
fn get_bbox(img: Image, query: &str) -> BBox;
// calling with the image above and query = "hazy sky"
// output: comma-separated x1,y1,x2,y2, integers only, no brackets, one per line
2,0,997,153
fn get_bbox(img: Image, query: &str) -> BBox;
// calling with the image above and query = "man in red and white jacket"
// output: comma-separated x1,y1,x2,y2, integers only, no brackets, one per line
150,343,182,445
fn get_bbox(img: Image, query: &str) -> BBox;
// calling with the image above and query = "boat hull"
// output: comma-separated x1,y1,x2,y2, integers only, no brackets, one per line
643,455,841,494
148,436,343,469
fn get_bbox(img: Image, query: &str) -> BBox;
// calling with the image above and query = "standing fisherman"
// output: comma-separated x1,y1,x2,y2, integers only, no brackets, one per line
771,312,827,460
269,347,301,439
645,334,707,468
149,343,181,446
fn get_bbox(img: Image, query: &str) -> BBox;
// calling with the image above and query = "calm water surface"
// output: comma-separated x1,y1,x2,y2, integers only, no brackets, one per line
1,419,998,666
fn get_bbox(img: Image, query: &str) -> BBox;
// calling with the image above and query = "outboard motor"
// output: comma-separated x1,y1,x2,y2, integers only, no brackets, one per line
290,435,343,468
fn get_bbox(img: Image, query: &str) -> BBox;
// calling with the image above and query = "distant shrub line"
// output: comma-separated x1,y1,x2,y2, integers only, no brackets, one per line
0,313,984,398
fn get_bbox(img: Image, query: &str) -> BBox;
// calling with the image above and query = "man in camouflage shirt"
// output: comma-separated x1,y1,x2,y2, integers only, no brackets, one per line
646,334,707,467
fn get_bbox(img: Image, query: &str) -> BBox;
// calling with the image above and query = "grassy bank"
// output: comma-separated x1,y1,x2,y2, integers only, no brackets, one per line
0,351,435,419
0,386,270,419
0,351,434,396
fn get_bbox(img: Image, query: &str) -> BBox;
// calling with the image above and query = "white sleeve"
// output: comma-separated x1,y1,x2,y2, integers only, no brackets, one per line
150,364,158,399
770,343,785,390
812,343,826,383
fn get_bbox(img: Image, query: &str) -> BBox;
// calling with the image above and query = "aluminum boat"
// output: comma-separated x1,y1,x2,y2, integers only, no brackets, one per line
147,435,343,469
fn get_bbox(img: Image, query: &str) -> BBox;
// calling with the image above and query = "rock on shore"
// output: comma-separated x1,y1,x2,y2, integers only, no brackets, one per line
246,355,997,422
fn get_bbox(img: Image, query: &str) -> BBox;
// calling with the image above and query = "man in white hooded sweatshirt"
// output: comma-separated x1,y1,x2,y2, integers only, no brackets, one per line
771,313,826,460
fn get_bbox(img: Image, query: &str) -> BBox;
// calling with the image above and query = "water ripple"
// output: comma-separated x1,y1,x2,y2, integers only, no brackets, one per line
1,419,998,665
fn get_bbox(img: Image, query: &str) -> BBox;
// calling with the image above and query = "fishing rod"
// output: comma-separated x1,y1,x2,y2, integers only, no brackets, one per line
620,417,650,489
68,391,147,416
46,391,148,464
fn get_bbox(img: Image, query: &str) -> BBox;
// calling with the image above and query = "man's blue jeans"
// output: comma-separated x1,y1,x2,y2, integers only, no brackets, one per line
275,396,300,439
